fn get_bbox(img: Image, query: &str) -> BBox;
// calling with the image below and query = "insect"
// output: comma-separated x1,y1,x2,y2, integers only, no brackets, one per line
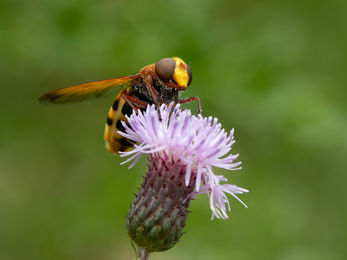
39,57,201,154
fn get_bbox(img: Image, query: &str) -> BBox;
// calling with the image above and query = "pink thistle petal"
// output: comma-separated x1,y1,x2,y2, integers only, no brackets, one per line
119,103,248,219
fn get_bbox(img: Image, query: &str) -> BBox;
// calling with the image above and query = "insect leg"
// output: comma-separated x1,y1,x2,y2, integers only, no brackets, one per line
177,96,202,114
122,94,148,113
145,75,160,107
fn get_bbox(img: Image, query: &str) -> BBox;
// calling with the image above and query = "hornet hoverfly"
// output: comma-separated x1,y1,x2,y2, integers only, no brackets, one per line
39,57,201,154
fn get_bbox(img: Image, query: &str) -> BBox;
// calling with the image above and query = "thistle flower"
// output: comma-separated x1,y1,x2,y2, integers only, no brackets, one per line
119,103,248,258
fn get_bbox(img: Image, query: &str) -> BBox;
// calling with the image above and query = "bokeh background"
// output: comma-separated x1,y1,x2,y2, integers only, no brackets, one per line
1,0,347,259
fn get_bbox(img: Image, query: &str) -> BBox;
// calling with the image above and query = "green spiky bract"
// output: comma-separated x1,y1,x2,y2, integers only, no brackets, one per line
127,153,196,253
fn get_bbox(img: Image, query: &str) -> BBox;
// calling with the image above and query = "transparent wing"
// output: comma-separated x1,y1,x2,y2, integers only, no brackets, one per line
38,76,135,104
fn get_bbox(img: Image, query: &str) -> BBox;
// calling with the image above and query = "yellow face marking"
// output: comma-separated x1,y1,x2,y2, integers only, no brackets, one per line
172,57,189,89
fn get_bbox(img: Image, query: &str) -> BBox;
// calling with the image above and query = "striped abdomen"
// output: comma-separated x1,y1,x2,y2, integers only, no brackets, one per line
104,89,134,154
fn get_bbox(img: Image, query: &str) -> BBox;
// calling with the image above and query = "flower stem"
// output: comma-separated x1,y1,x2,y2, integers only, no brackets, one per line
137,247,150,260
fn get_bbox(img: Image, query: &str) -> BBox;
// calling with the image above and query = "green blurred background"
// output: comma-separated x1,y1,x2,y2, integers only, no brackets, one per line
1,0,347,259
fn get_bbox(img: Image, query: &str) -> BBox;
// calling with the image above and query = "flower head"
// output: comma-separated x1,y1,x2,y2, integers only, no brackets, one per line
120,103,248,220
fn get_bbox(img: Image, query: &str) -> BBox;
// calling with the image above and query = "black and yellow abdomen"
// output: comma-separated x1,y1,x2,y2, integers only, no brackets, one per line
104,89,134,154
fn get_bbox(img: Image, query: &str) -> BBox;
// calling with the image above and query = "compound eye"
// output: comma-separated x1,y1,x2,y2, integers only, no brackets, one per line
155,58,176,82
187,65,193,86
